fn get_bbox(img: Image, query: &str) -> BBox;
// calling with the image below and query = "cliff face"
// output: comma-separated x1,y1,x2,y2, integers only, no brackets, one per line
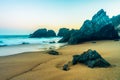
80,9,112,33
59,9,119,44
111,15,120,27
111,15,120,35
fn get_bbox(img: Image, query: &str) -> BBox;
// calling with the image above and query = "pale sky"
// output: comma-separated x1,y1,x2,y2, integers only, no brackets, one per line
0,0,120,35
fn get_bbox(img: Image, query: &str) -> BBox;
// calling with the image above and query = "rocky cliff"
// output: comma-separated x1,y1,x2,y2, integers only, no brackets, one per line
59,9,119,44
111,15,120,36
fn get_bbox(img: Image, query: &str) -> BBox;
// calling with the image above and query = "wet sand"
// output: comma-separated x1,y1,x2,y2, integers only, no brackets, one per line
0,40,120,80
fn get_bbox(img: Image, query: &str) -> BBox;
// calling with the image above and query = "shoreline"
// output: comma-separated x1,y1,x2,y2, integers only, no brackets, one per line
0,40,120,80
0,43,67,57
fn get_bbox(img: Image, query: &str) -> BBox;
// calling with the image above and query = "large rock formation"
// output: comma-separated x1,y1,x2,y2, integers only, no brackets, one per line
30,28,56,38
58,29,78,43
57,28,69,37
111,15,120,36
47,30,56,37
59,9,119,44
111,14,120,28
72,49,111,68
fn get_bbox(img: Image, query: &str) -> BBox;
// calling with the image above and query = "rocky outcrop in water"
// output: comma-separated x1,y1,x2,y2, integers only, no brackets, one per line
59,9,119,44
47,30,56,37
57,28,69,37
30,28,56,38
72,49,111,68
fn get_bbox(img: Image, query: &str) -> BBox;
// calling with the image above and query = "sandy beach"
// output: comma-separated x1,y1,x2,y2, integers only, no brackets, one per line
0,40,120,80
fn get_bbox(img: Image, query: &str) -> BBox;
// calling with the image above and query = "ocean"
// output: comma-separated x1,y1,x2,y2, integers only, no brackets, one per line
0,35,66,56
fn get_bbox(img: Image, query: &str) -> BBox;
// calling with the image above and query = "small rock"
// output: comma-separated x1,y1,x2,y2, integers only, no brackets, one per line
63,64,69,71
91,41,96,43
49,41,56,43
22,42,29,44
114,39,119,41
47,50,59,55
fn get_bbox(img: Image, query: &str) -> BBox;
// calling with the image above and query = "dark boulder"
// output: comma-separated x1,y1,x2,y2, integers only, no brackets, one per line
72,49,111,68
49,41,56,43
57,28,69,37
63,64,69,71
58,29,78,43
22,42,29,44
92,24,118,40
47,50,59,55
30,28,56,38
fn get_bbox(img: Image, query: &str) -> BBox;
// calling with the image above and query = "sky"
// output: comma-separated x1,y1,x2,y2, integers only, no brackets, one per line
0,0,120,35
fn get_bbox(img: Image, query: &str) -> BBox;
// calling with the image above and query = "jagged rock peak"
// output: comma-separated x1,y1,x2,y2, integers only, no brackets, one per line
92,9,106,20
91,9,112,24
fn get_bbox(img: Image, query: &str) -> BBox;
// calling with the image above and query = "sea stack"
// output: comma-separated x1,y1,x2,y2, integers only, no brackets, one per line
30,28,56,38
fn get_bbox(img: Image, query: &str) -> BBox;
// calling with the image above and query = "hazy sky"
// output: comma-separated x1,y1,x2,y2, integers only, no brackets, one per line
0,0,120,35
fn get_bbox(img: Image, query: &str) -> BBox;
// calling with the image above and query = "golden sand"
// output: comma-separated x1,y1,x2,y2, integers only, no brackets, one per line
0,40,120,80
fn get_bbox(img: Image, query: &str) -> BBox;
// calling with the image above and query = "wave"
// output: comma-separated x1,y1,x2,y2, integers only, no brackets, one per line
0,35,62,46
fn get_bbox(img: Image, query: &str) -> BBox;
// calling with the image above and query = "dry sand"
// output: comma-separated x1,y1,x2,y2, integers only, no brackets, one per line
0,40,120,80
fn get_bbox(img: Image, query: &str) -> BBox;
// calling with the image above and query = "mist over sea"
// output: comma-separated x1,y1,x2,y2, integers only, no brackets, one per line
0,35,66,56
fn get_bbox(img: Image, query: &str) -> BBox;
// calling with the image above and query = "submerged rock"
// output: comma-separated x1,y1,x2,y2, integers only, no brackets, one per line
72,49,111,68
47,30,56,37
49,41,56,43
47,50,59,55
22,42,29,44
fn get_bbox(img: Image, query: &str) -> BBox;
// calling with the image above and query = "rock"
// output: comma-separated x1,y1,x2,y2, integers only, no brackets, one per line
92,24,118,40
49,41,56,43
57,28,69,37
58,29,78,43
47,50,59,55
63,64,69,71
72,55,80,65
59,9,119,44
91,41,96,43
72,49,111,68
47,30,56,37
111,15,120,28
91,9,112,30
30,28,56,38
22,42,29,44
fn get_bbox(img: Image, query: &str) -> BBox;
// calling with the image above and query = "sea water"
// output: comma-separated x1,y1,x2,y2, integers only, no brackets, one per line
0,35,66,56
